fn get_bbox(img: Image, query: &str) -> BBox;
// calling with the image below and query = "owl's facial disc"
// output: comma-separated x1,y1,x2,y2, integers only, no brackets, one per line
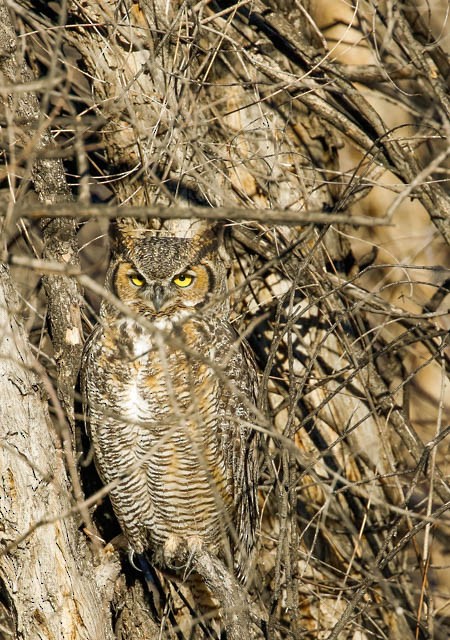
114,261,212,317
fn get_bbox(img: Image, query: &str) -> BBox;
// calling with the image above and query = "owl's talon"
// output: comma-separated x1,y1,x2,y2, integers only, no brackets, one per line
128,548,142,572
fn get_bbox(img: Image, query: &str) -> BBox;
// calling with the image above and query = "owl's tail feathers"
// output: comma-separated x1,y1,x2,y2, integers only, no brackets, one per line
130,550,166,616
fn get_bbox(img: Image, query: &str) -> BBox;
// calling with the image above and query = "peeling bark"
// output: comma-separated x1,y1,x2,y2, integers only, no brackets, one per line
0,266,116,640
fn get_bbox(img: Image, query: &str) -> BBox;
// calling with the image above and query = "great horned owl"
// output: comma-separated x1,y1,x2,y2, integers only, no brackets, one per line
81,222,259,581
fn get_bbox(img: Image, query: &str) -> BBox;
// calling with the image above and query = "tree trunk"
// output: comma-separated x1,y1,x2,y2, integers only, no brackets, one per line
0,266,116,639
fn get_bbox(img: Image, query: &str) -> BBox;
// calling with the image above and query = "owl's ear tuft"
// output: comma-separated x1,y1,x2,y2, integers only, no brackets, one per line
109,217,228,262
183,222,231,272
110,218,149,255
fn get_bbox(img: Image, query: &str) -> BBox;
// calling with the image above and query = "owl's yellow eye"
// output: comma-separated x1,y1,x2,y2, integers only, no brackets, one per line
129,273,145,287
173,273,193,288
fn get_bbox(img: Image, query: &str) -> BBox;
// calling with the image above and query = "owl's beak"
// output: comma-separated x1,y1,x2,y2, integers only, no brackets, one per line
152,284,169,312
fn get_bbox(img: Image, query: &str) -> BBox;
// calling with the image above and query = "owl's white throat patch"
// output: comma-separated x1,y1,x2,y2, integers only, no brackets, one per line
152,316,174,331
118,309,192,359
123,379,149,424
153,308,191,331
133,334,152,358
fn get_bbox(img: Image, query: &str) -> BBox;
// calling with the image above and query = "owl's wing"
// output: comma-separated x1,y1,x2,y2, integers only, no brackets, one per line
80,322,154,553
80,323,103,440
215,322,260,577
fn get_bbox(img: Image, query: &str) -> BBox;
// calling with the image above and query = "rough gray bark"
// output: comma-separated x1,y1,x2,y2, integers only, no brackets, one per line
0,266,116,640
0,0,82,429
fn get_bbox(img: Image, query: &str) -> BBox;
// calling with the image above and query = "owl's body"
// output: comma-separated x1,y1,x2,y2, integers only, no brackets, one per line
82,227,258,577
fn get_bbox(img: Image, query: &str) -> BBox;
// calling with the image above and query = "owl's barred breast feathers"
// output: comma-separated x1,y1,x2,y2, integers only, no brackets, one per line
81,224,259,581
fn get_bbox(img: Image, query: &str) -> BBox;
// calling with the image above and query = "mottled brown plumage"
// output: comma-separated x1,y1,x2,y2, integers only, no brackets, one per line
81,224,259,580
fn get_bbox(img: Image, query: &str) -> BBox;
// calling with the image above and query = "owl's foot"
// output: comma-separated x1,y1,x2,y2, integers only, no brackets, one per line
184,535,203,580
163,533,183,562
161,534,205,578
160,534,188,572
187,535,203,554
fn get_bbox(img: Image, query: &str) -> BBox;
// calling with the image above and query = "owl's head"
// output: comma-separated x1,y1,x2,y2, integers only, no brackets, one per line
106,223,229,320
